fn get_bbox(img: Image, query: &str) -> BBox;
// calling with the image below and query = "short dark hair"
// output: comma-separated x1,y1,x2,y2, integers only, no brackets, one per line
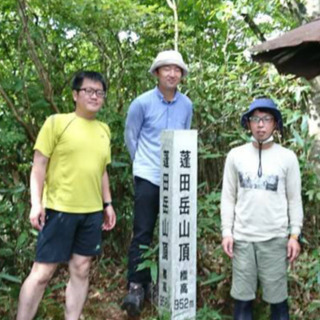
248,108,276,118
71,71,106,92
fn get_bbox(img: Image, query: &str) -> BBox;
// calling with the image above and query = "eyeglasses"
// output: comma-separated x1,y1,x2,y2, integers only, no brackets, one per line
249,116,274,124
78,88,106,98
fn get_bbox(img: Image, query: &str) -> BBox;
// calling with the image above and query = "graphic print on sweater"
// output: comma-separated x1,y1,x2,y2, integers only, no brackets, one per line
238,171,279,192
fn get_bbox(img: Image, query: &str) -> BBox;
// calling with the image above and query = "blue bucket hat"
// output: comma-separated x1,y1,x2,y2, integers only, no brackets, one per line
241,98,283,135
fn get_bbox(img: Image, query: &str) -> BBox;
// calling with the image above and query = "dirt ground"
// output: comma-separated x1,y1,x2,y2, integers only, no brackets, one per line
49,260,158,320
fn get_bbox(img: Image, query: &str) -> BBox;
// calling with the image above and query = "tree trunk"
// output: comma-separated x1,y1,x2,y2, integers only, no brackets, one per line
166,0,179,51
309,78,320,158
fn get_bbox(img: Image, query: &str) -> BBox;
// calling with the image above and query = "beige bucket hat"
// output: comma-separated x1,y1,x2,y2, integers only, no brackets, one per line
149,50,188,77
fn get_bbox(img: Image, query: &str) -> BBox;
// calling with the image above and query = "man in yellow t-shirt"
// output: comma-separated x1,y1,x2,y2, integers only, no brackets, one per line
17,71,116,320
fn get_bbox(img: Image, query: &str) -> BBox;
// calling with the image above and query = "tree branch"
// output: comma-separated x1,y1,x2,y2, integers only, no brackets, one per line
17,0,60,114
0,84,36,142
166,0,179,51
241,13,266,42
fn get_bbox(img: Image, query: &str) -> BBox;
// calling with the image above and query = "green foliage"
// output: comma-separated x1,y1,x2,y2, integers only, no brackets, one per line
196,304,228,320
0,0,319,318
137,244,159,284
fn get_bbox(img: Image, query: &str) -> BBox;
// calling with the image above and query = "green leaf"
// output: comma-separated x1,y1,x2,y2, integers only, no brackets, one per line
150,263,158,284
0,184,26,195
50,282,66,291
30,229,39,237
300,114,309,133
200,273,225,286
16,231,28,249
136,259,153,271
0,273,21,284
0,248,14,257
308,300,320,312
292,129,304,147
111,161,129,168
13,79,24,93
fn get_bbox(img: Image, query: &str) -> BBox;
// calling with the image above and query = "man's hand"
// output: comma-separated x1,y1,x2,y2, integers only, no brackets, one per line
222,236,234,258
29,150,48,231
102,205,116,231
29,204,45,230
287,237,301,263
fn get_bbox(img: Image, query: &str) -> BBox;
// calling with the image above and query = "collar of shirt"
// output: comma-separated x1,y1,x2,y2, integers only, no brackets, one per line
155,86,180,104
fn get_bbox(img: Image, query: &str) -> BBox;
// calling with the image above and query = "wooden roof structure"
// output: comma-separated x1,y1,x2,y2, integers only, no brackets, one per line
251,18,320,80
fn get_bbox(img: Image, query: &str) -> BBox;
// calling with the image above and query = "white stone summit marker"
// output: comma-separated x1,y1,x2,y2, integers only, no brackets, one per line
159,130,197,320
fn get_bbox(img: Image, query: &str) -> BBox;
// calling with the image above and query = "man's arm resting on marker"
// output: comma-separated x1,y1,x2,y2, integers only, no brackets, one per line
102,170,116,231
29,150,49,230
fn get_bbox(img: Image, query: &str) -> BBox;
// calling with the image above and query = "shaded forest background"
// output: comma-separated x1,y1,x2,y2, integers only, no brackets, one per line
0,0,319,319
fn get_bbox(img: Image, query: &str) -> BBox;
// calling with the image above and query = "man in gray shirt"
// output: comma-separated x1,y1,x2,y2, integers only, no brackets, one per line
221,97,303,319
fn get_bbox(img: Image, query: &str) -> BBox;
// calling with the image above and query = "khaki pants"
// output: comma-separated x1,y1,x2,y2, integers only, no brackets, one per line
231,237,288,304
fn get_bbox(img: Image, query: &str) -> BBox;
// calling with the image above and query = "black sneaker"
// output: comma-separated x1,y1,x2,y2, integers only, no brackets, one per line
121,282,145,317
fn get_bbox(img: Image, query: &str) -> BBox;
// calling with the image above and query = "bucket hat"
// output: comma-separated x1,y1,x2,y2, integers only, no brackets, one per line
149,50,188,77
241,98,283,135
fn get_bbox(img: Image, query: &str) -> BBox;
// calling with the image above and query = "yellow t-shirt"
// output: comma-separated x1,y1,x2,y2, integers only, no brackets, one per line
34,112,111,213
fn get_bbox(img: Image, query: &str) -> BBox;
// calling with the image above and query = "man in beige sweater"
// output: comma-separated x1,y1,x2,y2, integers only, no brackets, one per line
221,97,303,320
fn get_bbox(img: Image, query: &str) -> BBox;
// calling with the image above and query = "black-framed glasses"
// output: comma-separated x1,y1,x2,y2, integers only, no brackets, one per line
249,116,274,124
78,87,106,98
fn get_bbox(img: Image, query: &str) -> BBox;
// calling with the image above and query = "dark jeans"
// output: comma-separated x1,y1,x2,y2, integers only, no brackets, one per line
127,176,159,285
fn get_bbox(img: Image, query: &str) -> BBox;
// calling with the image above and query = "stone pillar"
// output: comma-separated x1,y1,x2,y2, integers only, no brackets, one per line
159,130,197,320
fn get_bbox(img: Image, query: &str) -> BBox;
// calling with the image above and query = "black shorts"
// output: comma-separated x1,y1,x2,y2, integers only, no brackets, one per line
35,209,103,263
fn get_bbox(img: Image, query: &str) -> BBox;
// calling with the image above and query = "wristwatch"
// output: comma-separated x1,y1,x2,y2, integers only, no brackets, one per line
103,201,112,209
290,234,302,243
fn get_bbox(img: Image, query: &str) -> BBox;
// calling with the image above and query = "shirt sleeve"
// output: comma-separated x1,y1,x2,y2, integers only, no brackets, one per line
33,115,57,158
220,150,238,237
124,99,144,160
286,152,304,235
